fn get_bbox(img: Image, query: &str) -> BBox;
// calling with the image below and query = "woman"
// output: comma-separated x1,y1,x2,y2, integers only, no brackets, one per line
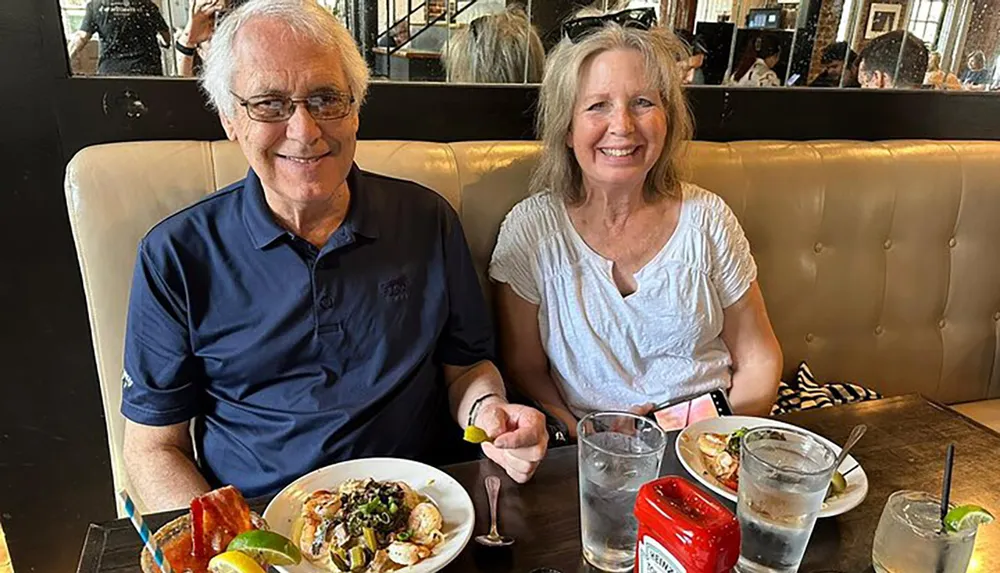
961,50,991,88
489,23,782,436
731,34,781,87
923,51,961,90
443,6,545,84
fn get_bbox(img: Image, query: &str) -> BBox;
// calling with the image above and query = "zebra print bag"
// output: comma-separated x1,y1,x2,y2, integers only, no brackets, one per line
771,361,882,416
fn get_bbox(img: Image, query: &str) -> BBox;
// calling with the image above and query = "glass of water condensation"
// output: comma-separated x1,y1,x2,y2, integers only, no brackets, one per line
577,412,667,572
872,491,977,573
736,427,837,573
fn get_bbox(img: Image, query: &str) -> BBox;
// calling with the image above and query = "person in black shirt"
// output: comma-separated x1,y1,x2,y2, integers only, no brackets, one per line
67,0,171,75
809,42,860,88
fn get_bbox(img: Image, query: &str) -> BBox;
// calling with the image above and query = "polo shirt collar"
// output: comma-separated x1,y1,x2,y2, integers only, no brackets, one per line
242,163,379,250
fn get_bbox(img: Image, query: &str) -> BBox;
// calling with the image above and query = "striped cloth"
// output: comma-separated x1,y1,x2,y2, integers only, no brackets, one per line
771,361,882,416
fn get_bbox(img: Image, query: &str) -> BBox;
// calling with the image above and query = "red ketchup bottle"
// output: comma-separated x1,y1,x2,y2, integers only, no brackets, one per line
633,476,741,573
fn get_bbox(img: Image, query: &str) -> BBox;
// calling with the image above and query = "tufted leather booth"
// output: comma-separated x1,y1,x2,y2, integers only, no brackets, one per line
66,140,1000,513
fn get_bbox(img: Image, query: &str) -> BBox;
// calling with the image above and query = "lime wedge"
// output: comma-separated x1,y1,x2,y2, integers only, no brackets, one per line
826,471,847,499
464,425,491,444
227,530,302,566
944,504,995,532
208,551,267,573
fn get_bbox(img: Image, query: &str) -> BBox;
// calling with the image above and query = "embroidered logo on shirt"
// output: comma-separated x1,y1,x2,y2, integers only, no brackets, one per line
122,370,134,390
380,275,409,301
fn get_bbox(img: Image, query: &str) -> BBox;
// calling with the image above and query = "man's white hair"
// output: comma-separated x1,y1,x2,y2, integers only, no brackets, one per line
200,0,370,118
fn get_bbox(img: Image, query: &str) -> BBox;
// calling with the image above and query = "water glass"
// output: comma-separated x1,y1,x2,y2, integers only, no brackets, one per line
577,412,667,572
872,490,977,573
735,426,837,573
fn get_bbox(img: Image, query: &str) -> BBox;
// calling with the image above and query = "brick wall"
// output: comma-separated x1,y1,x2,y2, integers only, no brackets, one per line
807,0,846,82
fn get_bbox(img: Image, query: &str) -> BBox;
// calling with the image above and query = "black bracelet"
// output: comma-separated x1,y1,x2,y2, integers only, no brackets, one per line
467,392,502,428
175,41,197,57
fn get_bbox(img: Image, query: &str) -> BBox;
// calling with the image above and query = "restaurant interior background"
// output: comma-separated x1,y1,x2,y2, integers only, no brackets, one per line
2,0,1000,570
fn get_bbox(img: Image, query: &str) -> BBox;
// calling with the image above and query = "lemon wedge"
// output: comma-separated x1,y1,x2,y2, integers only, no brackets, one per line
207,550,266,573
464,425,491,444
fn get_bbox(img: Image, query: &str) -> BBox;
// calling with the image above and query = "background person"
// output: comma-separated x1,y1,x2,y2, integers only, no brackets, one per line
731,34,782,87
923,51,961,90
67,0,171,75
858,30,928,89
961,50,992,89
443,6,545,83
809,41,859,87
675,29,708,85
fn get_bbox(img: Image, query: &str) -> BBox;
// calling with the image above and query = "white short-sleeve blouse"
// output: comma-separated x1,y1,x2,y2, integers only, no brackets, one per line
489,183,757,416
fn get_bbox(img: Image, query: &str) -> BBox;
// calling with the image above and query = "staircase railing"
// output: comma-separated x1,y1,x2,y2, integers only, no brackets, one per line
376,0,484,57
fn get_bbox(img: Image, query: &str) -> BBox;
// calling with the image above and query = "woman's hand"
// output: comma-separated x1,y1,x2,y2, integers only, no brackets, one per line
181,0,222,46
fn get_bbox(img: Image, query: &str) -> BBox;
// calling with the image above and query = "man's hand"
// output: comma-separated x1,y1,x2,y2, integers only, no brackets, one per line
474,402,548,483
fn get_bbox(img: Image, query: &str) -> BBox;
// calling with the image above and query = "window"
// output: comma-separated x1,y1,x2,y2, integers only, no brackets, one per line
60,0,88,36
907,0,947,49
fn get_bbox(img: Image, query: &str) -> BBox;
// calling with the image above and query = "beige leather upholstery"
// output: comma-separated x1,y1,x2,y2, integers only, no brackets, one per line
65,140,1000,513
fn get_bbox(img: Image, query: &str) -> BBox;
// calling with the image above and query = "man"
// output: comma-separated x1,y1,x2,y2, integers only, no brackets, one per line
675,29,708,85
121,0,548,511
809,41,859,88
67,0,171,75
377,21,410,49
858,30,929,89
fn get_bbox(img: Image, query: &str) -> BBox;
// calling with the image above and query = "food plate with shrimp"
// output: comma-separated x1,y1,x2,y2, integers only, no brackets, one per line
263,458,474,573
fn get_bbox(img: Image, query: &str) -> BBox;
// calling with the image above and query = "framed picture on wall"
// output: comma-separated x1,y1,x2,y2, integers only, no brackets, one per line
865,3,902,39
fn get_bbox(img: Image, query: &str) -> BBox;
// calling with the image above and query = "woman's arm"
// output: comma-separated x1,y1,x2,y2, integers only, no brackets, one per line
721,281,783,416
175,0,220,77
495,283,579,437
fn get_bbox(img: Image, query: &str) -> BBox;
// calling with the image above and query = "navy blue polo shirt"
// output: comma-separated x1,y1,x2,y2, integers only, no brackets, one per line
122,165,493,497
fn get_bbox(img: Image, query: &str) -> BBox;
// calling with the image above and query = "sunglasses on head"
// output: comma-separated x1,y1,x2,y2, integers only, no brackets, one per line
561,7,657,42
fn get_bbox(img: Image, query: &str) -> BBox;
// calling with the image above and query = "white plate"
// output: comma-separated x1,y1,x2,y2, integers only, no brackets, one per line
675,416,868,518
263,457,475,573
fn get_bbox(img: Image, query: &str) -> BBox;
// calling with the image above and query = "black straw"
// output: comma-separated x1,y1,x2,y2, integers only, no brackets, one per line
940,444,955,526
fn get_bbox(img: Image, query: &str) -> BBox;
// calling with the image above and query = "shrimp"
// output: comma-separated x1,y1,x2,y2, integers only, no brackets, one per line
394,481,423,510
298,516,332,560
303,490,341,519
367,549,393,572
408,502,444,546
386,541,432,566
299,491,340,559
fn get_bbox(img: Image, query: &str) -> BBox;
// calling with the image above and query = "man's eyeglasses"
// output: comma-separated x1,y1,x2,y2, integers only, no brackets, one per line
561,8,657,42
230,90,355,123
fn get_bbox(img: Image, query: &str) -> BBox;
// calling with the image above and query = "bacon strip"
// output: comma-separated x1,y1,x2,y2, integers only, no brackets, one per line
190,497,205,558
190,486,253,554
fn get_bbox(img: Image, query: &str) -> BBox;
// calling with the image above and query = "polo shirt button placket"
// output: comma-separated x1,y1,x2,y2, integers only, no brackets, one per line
320,296,334,310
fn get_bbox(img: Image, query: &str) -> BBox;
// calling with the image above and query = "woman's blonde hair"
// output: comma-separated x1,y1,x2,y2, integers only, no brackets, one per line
443,6,545,84
532,24,694,203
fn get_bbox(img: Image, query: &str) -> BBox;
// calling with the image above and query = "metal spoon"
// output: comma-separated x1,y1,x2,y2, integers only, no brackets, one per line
474,475,514,547
832,424,867,477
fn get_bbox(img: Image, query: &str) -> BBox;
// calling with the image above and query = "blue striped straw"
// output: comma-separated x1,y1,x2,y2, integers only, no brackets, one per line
117,489,172,573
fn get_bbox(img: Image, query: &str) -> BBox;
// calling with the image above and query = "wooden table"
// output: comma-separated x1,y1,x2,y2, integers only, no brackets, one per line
76,395,1000,573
